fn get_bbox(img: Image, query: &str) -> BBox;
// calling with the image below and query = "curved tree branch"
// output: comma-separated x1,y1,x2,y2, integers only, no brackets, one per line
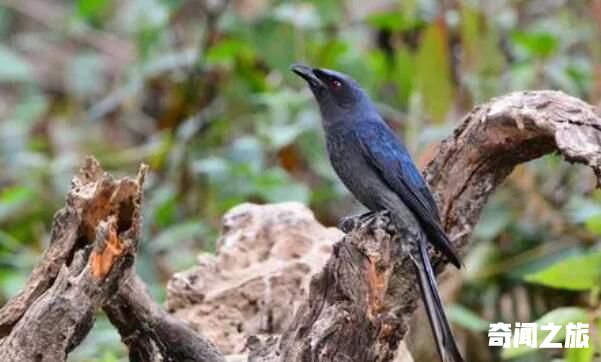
248,90,601,361
105,274,225,362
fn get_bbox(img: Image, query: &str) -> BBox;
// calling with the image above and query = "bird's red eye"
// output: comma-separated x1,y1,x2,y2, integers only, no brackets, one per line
331,80,342,89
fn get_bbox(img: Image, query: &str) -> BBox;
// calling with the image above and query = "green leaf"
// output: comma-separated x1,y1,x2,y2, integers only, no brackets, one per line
565,343,594,362
366,12,416,32
206,39,254,67
502,307,589,359
228,136,265,173
152,221,209,250
76,0,111,21
0,271,27,299
235,18,296,72
524,251,601,291
584,216,601,236
446,304,490,332
0,186,35,222
146,186,178,228
511,31,559,59
415,22,454,122
391,47,415,107
0,45,33,83
255,168,310,204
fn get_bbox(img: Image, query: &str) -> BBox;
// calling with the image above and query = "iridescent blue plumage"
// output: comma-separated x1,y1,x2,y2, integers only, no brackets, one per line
292,63,464,362
353,119,461,267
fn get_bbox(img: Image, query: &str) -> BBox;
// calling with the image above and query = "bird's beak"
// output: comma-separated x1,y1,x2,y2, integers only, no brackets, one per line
290,64,324,89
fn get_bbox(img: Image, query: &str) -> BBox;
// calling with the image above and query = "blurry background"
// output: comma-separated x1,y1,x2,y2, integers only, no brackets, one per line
0,0,600,361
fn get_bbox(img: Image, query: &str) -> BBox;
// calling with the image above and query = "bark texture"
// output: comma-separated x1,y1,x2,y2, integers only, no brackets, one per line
0,158,224,362
105,274,225,362
166,202,342,354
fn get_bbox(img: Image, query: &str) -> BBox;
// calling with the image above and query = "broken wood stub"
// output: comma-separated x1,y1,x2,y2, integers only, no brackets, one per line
0,157,225,362
0,158,146,361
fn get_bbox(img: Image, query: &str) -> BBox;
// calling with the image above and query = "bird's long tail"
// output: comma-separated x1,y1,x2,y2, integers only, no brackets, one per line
409,236,464,362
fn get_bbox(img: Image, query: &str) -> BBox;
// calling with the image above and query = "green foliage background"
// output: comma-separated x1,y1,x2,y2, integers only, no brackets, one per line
0,0,600,361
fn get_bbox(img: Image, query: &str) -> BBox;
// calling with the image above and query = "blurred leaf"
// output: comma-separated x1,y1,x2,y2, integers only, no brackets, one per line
473,204,513,240
566,195,601,224
236,19,295,72
508,63,537,90
0,6,11,36
584,216,601,236
392,48,416,107
76,0,111,23
66,53,107,98
460,4,505,101
273,3,320,29
502,307,589,359
366,12,416,32
206,38,255,67
565,343,594,362
193,157,230,180
121,0,168,30
306,0,341,25
152,221,209,250
255,168,310,204
460,5,481,68
447,304,490,332
228,136,264,173
415,22,454,122
524,251,601,290
0,45,33,83
0,186,35,222
264,123,306,149
146,186,178,228
68,315,125,361
0,271,27,299
12,92,48,125
463,241,500,280
512,31,559,59
315,39,350,69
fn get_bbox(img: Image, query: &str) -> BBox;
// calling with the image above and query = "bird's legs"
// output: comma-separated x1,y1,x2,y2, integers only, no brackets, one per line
338,210,389,233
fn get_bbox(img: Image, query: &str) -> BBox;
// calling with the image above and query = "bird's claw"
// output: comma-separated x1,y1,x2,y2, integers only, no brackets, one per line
338,210,385,233
338,216,360,233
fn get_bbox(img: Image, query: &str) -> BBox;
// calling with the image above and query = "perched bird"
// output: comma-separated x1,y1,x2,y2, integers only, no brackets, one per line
291,64,464,362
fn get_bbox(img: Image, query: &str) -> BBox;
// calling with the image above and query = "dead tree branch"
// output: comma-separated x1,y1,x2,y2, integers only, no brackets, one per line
0,158,224,362
104,274,225,362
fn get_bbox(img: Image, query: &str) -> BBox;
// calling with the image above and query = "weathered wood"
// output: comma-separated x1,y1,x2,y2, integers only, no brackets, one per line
0,219,134,361
248,90,601,362
105,274,225,362
0,158,224,362
0,158,99,338
0,158,145,361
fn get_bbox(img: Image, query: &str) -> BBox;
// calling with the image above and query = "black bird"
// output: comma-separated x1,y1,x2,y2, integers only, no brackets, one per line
291,64,464,362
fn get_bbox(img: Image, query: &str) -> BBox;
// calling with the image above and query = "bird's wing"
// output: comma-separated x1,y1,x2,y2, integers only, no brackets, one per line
354,120,461,267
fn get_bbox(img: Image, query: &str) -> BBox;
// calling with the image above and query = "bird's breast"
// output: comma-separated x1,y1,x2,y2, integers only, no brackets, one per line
325,130,389,211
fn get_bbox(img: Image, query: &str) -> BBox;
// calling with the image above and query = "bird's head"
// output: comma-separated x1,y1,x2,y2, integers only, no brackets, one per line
291,64,373,123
